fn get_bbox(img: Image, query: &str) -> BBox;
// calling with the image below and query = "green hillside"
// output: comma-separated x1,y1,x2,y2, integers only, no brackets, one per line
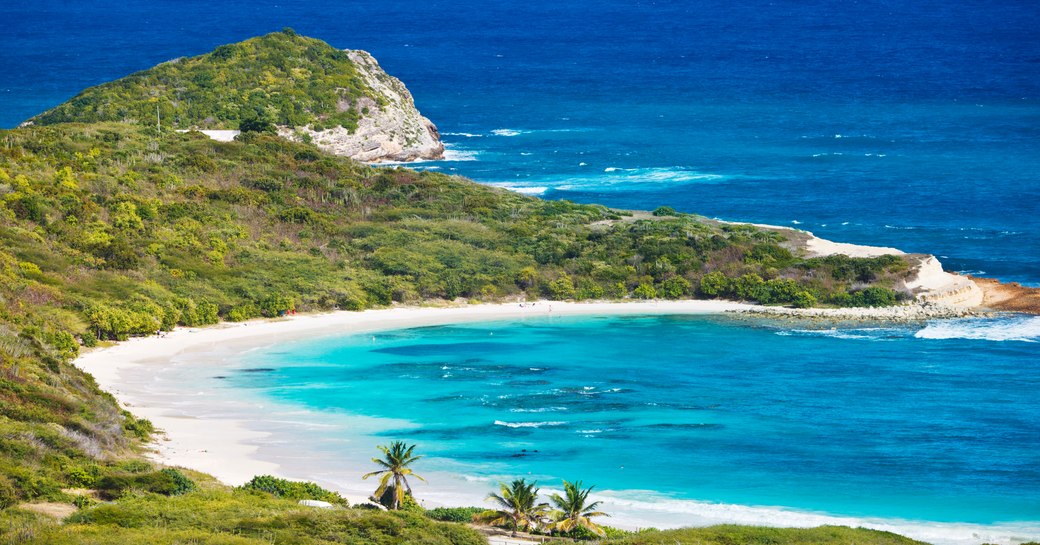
27,29,374,132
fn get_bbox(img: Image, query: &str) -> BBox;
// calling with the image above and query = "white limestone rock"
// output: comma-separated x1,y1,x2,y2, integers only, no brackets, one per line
279,50,444,163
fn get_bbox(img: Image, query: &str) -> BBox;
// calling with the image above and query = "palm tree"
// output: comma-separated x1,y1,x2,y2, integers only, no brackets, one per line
362,441,425,510
548,480,609,536
475,478,550,536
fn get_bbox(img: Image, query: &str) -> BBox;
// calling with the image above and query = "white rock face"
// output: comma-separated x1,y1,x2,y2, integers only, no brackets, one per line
279,50,444,163
903,255,984,307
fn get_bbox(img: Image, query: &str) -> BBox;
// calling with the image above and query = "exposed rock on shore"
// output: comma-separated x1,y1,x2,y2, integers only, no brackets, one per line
280,50,444,163
972,276,1040,314
744,223,986,311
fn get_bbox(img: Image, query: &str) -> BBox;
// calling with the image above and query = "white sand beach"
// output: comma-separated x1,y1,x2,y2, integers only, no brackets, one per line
72,297,1038,545
74,230,987,491
75,300,752,494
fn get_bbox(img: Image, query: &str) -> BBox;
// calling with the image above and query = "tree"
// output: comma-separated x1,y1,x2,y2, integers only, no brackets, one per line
239,109,276,133
548,480,609,537
362,441,425,510
660,276,691,299
699,271,730,297
475,479,549,536
633,281,656,299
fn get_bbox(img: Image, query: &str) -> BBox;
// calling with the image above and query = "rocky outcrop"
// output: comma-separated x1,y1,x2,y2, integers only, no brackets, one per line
279,50,444,163
971,276,1040,314
901,255,983,307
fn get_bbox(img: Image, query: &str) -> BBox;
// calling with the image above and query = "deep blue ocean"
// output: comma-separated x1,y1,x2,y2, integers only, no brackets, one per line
5,1,1039,540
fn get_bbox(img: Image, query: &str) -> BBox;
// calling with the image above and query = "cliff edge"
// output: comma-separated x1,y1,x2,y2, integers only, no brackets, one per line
279,50,443,162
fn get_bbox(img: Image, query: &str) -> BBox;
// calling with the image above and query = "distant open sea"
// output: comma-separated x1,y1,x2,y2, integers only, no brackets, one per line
4,1,1039,542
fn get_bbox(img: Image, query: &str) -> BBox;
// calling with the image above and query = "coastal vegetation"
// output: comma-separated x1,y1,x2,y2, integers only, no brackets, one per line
27,29,375,133
363,442,425,510
476,479,549,536
0,31,927,544
547,481,609,537
240,474,348,505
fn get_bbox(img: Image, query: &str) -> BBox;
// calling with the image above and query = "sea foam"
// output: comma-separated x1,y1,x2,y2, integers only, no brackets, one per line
915,316,1040,342
493,420,566,428
490,183,549,195
441,147,480,161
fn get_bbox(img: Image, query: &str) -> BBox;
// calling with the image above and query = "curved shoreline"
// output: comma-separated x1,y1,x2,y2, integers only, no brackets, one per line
73,300,1039,545
75,300,752,491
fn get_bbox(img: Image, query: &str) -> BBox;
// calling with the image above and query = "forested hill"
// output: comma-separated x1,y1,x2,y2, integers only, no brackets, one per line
26,30,376,132
1,122,911,347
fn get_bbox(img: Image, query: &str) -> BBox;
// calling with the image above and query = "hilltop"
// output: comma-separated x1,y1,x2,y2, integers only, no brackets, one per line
24,29,443,162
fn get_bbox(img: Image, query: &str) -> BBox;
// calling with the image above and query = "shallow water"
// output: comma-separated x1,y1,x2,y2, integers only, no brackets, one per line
214,314,1039,535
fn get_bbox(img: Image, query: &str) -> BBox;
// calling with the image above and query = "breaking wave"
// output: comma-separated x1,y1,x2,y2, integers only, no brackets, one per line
915,316,1040,343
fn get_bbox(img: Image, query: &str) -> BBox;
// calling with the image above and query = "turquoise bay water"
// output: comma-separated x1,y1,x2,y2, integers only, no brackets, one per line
231,314,1040,527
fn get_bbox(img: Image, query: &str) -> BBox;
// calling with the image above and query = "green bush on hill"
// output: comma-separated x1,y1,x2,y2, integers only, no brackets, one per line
425,506,485,523
95,468,196,500
240,475,347,505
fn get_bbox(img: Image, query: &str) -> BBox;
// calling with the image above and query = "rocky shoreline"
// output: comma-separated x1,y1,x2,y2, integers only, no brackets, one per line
731,301,992,324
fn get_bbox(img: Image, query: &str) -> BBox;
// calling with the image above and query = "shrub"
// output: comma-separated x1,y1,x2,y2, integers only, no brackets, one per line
65,464,102,487
659,277,691,299
851,286,898,307
159,469,197,496
546,276,576,300
732,273,764,301
792,291,818,308
226,303,260,322
114,460,153,474
755,278,800,304
95,469,196,500
652,206,677,216
239,475,347,505
425,506,485,523
0,476,17,509
80,330,98,348
239,113,276,134
258,295,294,317
122,411,154,440
633,282,657,299
699,272,730,297
575,278,604,300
